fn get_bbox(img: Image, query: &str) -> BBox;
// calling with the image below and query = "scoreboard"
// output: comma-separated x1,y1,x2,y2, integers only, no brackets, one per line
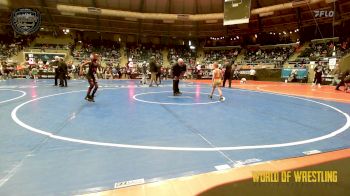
224,0,251,25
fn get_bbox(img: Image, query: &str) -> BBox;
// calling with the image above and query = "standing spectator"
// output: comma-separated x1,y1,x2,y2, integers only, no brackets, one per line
127,61,133,79
312,62,324,88
222,61,232,88
112,66,117,79
141,61,148,85
4,64,13,79
59,58,68,87
149,56,157,87
125,62,131,79
31,66,39,81
105,67,113,79
156,63,162,85
70,63,77,79
117,66,122,79
164,68,169,80
250,67,256,80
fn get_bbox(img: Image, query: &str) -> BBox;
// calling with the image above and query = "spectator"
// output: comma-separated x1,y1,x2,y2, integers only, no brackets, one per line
250,67,256,80
149,56,157,87
141,61,148,85
222,61,233,88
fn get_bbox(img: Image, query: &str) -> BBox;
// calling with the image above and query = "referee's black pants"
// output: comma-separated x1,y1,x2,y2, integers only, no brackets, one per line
173,79,179,94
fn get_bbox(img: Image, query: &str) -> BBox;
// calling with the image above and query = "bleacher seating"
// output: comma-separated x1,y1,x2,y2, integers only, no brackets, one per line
127,44,163,65
72,40,121,64
244,47,295,67
298,40,350,62
202,48,240,66
168,46,195,66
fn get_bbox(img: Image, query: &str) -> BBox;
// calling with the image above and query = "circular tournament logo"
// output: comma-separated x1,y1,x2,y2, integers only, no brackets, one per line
10,8,41,35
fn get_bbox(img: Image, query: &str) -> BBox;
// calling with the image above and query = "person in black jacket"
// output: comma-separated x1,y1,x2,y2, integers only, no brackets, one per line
222,61,232,88
172,58,186,96
149,56,157,87
156,63,162,85
59,57,68,87
312,62,324,88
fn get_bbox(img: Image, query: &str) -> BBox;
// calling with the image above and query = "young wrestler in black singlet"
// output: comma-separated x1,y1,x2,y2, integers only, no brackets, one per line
80,53,100,102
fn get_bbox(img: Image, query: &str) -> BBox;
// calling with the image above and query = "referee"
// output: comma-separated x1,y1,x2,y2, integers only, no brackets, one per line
172,58,186,96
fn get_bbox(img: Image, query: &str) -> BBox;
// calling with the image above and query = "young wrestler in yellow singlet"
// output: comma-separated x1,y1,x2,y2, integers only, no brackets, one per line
209,62,224,101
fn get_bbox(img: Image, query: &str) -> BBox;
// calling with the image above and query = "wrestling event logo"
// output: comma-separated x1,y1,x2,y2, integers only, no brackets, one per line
10,8,41,35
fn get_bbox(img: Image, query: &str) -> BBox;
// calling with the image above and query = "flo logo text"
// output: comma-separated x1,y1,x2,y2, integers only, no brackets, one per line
314,10,334,18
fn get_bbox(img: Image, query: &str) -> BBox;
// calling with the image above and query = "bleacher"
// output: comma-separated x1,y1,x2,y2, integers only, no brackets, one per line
202,47,240,66
296,38,350,62
127,44,163,65
168,45,196,66
244,45,295,68
72,40,121,66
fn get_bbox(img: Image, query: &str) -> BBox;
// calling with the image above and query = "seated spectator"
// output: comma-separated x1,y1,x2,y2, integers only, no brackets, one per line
245,46,295,67
203,48,240,66
168,45,195,67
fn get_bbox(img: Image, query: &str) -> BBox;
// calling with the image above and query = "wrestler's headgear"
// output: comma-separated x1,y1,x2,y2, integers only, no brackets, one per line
90,53,99,61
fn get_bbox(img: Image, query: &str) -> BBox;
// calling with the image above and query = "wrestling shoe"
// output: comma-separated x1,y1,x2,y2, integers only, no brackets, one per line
89,95,95,102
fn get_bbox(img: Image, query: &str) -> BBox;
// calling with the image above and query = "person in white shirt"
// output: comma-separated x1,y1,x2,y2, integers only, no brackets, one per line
250,67,256,80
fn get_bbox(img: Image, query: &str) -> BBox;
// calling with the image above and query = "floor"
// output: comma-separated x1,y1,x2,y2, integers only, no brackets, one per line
0,79,349,195
89,148,350,196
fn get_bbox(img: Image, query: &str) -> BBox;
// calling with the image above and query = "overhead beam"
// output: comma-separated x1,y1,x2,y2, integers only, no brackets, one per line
56,0,325,22
0,16,343,38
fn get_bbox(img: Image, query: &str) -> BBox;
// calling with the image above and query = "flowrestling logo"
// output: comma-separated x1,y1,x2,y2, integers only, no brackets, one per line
10,8,41,35
314,10,334,18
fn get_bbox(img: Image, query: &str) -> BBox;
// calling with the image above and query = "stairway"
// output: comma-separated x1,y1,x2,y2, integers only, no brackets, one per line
162,48,170,67
196,48,205,64
119,42,128,67
235,49,246,64
283,42,310,68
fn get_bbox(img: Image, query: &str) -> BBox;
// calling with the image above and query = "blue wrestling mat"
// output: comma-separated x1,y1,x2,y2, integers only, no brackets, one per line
0,79,350,195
